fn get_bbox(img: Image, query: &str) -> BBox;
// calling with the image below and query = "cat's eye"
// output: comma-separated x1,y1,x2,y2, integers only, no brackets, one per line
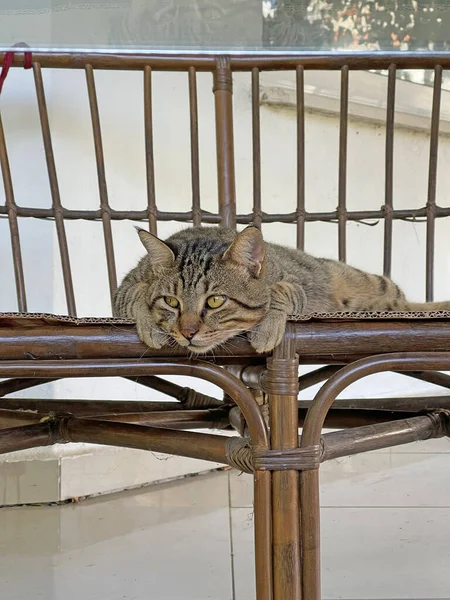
164,296,180,308
206,295,227,309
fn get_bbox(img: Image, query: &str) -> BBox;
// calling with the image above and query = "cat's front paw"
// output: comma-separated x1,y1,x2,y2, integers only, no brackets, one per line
249,311,287,353
136,314,167,349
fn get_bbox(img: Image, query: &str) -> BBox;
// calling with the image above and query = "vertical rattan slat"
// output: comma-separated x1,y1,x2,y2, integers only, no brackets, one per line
188,66,201,227
426,64,442,302
144,66,158,235
296,66,306,250
338,66,349,263
269,338,302,600
251,68,262,229
0,112,27,311
85,65,118,301
33,62,76,316
213,56,236,229
383,64,396,278
254,471,273,600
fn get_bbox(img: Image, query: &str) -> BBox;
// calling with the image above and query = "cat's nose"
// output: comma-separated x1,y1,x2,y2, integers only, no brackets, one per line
179,315,200,341
180,326,199,340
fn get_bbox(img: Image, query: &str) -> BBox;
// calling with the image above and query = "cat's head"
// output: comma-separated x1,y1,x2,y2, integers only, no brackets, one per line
138,226,271,352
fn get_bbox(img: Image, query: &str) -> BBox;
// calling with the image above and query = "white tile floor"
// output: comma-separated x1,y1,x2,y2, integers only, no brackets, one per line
1,439,450,600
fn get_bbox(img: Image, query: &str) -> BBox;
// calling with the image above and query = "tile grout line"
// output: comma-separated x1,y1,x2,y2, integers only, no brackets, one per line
233,504,450,509
227,472,237,600
320,505,450,509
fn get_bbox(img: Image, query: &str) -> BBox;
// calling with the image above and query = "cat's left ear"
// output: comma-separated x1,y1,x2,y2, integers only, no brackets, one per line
222,226,265,278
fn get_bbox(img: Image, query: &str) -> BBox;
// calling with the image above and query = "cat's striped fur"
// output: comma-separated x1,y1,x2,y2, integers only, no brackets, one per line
113,226,450,353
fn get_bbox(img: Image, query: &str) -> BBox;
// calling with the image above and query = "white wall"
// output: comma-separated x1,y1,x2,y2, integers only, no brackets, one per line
1,65,450,496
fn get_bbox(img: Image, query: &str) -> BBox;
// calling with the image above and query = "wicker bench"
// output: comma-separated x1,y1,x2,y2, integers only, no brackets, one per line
1,50,450,600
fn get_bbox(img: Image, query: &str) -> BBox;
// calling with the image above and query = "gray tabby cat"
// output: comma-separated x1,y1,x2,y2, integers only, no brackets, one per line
113,226,450,353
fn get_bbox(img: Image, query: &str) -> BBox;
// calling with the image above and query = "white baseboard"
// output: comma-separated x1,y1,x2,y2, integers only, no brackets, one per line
0,444,223,506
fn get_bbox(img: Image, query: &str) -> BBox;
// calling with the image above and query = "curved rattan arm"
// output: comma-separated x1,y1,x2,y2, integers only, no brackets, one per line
300,351,450,600
302,352,450,448
0,358,269,449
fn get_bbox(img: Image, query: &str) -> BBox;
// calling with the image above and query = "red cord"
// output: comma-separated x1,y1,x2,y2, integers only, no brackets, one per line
0,43,32,96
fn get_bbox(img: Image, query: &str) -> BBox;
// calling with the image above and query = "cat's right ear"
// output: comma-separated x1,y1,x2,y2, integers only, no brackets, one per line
222,226,265,278
136,228,174,268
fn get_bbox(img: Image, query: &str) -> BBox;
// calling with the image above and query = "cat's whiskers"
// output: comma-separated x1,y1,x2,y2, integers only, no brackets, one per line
138,346,151,360
108,324,135,333
214,341,234,357
216,332,253,355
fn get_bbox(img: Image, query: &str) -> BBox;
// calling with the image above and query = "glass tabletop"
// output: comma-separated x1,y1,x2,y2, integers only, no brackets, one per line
1,0,450,54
